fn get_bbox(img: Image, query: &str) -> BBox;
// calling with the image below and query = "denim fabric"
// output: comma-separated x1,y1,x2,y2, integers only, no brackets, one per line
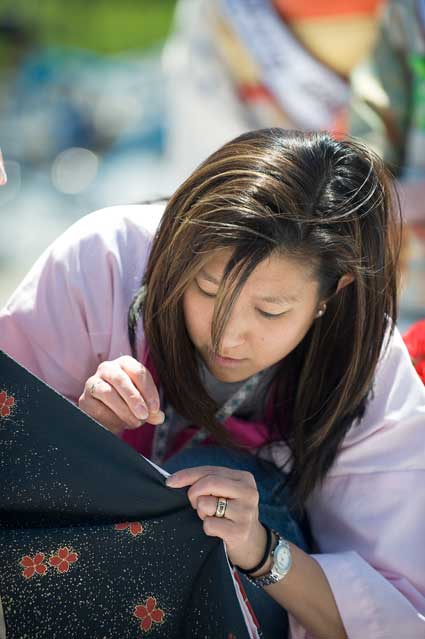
163,446,310,639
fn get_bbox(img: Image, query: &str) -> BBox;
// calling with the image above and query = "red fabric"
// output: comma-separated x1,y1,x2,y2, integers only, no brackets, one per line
238,84,275,102
273,0,384,20
403,320,425,384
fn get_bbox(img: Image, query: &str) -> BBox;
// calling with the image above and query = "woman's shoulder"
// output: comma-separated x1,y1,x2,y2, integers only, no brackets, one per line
0,203,167,398
256,324,425,478
53,203,166,255
36,203,167,293
331,325,425,476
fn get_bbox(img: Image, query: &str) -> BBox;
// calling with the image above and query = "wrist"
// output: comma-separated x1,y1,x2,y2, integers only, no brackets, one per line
248,542,275,578
245,531,292,588
235,523,272,575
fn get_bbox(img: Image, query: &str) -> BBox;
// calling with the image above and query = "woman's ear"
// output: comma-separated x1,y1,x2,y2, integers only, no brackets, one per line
335,274,355,294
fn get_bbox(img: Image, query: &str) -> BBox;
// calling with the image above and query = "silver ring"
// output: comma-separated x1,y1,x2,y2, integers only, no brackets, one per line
90,381,101,397
214,497,228,518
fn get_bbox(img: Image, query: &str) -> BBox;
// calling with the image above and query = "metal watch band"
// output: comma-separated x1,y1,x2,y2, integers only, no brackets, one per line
245,532,292,588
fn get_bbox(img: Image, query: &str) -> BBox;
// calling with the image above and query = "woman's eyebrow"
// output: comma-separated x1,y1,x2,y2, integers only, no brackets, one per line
198,270,299,304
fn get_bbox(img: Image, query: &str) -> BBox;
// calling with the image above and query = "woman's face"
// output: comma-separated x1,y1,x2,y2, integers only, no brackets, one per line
183,249,322,382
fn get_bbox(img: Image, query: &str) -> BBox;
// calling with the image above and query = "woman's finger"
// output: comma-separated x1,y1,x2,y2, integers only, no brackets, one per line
95,361,164,424
117,356,161,415
81,376,143,429
202,515,237,542
97,362,150,420
196,495,248,523
187,475,258,510
166,465,255,488
78,390,133,434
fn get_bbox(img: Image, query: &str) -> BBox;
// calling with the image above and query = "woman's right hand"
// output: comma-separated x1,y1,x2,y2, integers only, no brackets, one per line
78,355,165,434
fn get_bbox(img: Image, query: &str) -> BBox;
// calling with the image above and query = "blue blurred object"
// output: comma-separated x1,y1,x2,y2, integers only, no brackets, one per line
0,43,171,304
0,47,166,164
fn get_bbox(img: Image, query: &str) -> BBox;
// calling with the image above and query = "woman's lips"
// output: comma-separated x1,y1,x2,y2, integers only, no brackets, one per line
212,353,246,367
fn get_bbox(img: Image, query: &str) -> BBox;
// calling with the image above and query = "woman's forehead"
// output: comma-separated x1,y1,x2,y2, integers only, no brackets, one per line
198,249,319,300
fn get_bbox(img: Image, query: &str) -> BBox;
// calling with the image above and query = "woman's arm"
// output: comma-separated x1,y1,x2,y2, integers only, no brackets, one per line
284,328,425,639
167,327,425,639
261,546,347,639
0,205,156,401
167,458,425,639
258,541,347,639
166,466,347,638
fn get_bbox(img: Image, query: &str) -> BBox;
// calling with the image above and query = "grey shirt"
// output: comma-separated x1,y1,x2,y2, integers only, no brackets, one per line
164,361,277,452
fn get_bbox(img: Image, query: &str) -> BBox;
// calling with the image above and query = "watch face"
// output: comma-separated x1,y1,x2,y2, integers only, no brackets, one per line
274,541,291,575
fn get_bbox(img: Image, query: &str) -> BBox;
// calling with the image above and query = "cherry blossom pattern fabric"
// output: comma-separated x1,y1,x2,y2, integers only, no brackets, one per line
0,350,259,639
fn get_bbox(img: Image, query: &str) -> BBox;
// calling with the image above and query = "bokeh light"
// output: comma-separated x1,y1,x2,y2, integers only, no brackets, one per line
51,147,99,194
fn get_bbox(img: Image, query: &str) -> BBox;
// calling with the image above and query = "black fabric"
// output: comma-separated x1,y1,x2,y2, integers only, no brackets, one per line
0,350,258,638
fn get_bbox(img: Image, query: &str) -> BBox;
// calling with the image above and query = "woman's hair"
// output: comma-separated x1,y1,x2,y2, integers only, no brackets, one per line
128,128,401,504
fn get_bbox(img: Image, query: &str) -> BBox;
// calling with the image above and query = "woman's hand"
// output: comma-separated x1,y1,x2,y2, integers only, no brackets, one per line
78,355,165,434
166,466,267,571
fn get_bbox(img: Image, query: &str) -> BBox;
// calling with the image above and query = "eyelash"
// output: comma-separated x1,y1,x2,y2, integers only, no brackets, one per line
196,283,287,319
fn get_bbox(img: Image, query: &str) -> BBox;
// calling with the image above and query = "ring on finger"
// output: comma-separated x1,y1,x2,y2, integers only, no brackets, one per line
90,381,101,397
214,496,228,518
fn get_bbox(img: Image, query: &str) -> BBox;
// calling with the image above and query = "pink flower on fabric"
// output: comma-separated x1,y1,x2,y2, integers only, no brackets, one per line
114,521,144,537
20,552,47,579
0,390,14,417
49,547,78,573
134,597,165,632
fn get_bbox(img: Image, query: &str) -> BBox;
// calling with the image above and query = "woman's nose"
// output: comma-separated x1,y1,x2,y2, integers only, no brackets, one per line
218,309,247,352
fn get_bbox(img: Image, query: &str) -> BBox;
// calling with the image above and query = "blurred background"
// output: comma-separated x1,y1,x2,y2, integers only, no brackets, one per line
1,0,424,330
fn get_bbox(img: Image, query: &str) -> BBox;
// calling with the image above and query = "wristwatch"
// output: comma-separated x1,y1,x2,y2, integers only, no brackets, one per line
247,530,292,588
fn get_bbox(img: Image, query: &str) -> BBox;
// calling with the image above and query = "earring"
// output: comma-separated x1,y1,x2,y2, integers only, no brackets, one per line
316,303,327,318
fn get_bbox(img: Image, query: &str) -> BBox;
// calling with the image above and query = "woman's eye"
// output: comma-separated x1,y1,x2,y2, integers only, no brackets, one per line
258,309,287,319
196,282,216,298
195,281,286,316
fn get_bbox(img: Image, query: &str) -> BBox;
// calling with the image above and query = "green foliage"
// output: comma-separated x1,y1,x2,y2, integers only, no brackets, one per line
0,0,177,54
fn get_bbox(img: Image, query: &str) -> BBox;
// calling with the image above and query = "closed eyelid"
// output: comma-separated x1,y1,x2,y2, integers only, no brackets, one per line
197,275,218,287
196,282,288,318
198,270,220,285
199,273,298,305
195,281,216,297
258,309,289,319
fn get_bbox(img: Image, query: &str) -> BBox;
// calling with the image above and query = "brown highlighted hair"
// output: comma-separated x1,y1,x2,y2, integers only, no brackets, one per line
129,128,401,504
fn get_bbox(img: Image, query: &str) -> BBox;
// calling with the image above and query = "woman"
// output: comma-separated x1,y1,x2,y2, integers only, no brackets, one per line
0,129,424,638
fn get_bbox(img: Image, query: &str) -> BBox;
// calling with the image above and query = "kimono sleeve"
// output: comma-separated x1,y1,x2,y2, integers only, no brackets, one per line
0,206,153,402
290,327,425,639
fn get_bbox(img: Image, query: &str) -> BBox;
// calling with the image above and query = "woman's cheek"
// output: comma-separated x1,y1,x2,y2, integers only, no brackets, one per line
264,317,308,360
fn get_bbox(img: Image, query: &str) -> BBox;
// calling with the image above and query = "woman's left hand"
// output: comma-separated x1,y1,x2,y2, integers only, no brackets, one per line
166,466,267,571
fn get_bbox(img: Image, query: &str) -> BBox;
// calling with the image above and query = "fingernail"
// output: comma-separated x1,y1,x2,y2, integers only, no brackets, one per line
165,475,176,487
156,411,165,423
150,400,160,413
135,404,149,420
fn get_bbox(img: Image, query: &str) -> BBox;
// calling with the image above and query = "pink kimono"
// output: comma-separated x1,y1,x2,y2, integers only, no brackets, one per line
1,205,424,638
